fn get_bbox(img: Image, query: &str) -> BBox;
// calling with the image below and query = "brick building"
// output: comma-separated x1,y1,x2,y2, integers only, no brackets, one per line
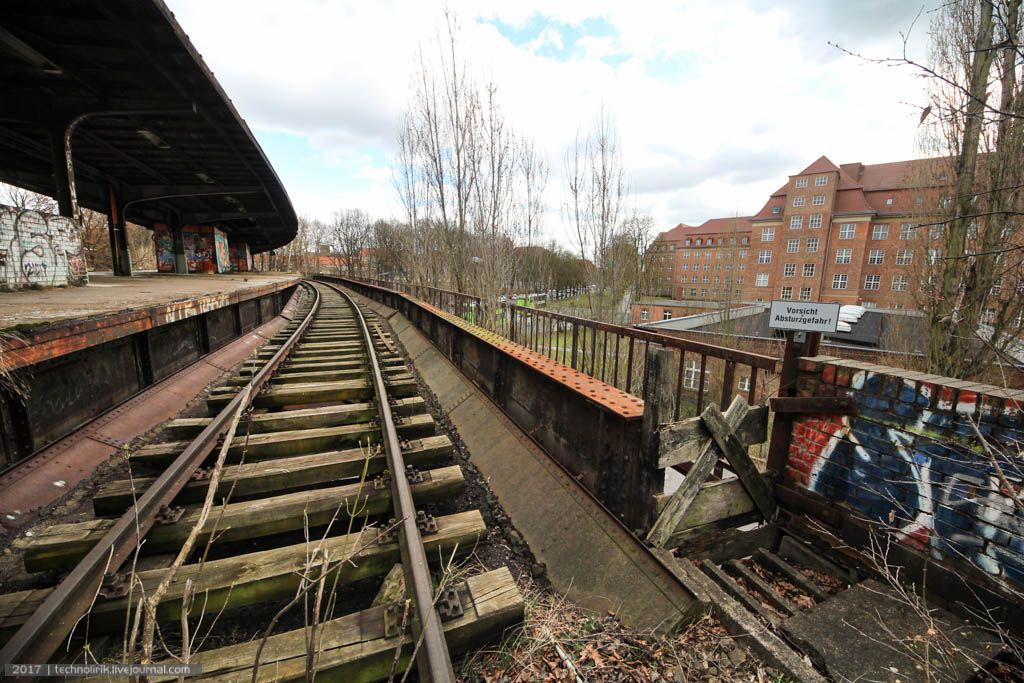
649,155,954,309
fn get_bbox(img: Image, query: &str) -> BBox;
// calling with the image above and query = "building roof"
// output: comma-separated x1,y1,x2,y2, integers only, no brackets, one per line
656,216,752,242
796,155,840,176
0,0,297,253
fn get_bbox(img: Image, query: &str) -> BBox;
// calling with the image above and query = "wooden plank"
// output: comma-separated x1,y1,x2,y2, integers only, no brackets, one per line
700,559,779,626
702,403,777,519
652,473,775,539
162,397,426,439
96,435,453,514
20,465,465,572
131,415,435,467
136,567,523,683
755,548,827,602
0,511,484,642
647,397,749,548
657,406,768,468
224,364,406,386
724,559,797,616
769,396,857,415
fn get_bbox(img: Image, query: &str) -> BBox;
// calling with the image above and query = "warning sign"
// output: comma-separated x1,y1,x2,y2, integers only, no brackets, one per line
768,301,840,333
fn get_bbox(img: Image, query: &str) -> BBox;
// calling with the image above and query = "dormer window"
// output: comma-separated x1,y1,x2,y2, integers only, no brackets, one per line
885,197,893,206
772,206,781,214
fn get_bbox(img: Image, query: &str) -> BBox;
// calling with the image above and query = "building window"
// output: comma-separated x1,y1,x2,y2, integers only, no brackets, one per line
836,248,853,264
681,263,689,271
690,288,697,296
895,249,912,265
704,263,711,271
736,276,744,285
928,249,941,265
784,263,796,277
682,251,690,259
738,376,750,392
806,237,819,253
781,286,793,300
786,239,799,253
696,238,702,246
795,178,808,188
929,225,943,240
892,275,908,291
815,175,828,186
803,263,815,277
702,275,709,283
868,249,884,265
991,277,1003,295
683,359,706,390
839,223,856,239
982,308,997,324
899,223,915,240
832,273,848,289
700,288,708,297
790,216,803,229
800,287,812,301
663,309,672,320
885,197,893,206
809,214,822,228
640,308,649,321
772,206,781,214
758,250,772,264
872,224,889,240
793,196,806,207
864,274,881,290
755,273,769,287
761,228,775,241
691,275,698,283
705,250,712,259
811,194,825,205
863,301,877,308
716,250,723,259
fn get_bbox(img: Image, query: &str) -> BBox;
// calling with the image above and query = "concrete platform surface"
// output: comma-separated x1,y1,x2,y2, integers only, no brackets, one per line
0,272,300,328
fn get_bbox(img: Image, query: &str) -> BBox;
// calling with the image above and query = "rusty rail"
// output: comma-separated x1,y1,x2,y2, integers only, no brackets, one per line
0,283,321,666
324,281,456,682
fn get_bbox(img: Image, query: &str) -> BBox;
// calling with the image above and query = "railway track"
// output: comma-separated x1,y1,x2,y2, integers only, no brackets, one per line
0,281,524,681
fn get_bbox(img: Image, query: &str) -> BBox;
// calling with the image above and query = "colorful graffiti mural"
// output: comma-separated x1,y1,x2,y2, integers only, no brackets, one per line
787,362,1024,587
229,242,251,272
0,205,88,289
153,223,175,273
213,228,230,274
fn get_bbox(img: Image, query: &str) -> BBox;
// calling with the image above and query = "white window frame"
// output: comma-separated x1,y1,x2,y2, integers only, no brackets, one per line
800,287,812,301
780,286,793,300
784,263,796,277
789,216,803,229
899,223,915,240
864,274,881,290
895,249,912,265
787,239,799,253
755,273,769,287
808,214,822,229
640,308,649,321
761,228,775,241
832,273,848,290
793,196,806,207
815,175,828,186
836,248,852,264
872,224,889,240
811,194,825,206
795,178,808,188
806,237,819,253
839,223,856,239
892,275,909,291
803,263,815,277
758,250,772,264
868,249,884,265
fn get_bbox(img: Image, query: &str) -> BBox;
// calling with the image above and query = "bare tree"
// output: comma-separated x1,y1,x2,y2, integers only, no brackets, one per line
838,0,1023,380
564,111,630,322
328,209,372,277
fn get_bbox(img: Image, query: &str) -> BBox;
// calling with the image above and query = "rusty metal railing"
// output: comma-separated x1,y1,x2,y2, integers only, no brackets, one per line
355,278,778,421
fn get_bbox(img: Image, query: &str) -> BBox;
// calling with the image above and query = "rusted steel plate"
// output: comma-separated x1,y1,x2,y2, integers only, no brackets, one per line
418,299,644,420
768,396,857,415
0,304,296,537
0,278,300,370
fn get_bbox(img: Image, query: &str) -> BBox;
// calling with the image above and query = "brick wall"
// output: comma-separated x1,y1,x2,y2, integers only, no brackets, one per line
0,205,88,289
786,356,1024,587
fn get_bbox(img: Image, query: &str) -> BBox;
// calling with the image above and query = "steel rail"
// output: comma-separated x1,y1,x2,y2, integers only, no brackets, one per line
326,281,456,683
0,282,322,667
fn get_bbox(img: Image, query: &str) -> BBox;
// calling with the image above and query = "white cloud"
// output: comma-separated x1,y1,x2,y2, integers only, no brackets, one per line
166,0,936,242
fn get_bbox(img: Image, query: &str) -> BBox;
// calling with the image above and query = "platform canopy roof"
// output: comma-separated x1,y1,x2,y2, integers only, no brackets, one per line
0,0,297,253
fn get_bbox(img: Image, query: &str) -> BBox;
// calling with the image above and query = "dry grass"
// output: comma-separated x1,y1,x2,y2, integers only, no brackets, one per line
459,581,783,682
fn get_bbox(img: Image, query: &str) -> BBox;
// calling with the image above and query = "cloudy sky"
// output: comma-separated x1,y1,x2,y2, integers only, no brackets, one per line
165,0,937,242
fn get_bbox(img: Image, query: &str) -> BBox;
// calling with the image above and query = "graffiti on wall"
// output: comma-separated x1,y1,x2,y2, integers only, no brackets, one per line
214,228,230,274
788,368,1024,586
153,224,175,273
0,205,88,289
229,241,251,272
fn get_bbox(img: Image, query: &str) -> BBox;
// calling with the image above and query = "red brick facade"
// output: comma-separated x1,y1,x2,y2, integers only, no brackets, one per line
649,155,959,309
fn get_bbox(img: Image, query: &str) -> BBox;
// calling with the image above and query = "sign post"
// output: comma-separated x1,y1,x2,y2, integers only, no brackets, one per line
764,301,837,473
